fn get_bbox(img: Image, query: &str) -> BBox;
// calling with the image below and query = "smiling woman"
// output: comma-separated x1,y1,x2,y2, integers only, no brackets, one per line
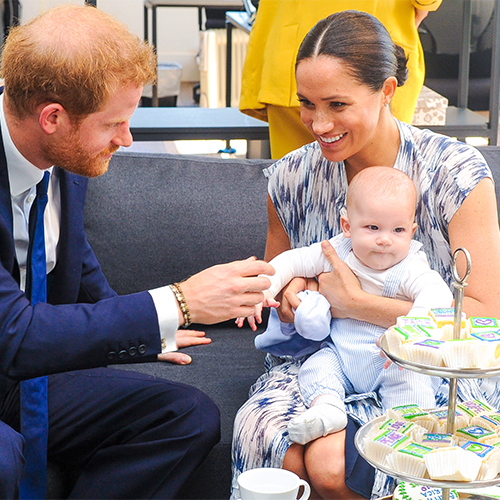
231,10,500,500
239,0,442,159
294,10,404,176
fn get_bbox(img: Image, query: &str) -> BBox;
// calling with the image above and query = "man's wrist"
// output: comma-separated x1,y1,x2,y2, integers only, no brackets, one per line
169,282,192,328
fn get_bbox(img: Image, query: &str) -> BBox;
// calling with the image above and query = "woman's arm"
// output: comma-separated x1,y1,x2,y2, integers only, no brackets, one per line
318,241,414,328
448,177,500,317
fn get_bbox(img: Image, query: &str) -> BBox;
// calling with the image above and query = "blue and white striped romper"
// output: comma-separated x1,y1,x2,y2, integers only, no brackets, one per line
230,120,497,499
298,237,438,412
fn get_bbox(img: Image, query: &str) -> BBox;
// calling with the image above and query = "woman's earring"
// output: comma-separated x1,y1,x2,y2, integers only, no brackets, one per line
384,102,390,108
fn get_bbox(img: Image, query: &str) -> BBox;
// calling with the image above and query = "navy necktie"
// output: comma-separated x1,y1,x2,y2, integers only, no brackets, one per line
20,171,50,500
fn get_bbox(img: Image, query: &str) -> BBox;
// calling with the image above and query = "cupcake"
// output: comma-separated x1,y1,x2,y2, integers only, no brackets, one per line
385,325,432,358
366,418,425,442
420,433,455,449
363,429,412,466
404,339,444,367
428,408,469,433
429,308,466,341
455,425,498,446
441,339,490,369
386,442,433,478
461,441,500,480
457,399,493,419
471,413,500,435
429,308,466,329
424,446,482,481
387,404,426,420
386,405,437,432
469,330,500,366
468,317,500,335
396,316,439,336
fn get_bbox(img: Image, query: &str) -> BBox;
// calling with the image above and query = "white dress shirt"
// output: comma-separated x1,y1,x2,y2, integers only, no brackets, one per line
0,94,179,353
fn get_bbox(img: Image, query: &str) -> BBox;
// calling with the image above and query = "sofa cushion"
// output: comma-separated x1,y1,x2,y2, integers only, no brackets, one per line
84,151,273,293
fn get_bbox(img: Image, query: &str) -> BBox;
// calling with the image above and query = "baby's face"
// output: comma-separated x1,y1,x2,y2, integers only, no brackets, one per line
341,194,416,271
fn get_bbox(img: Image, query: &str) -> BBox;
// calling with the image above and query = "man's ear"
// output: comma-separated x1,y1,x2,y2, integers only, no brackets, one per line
39,103,67,135
340,214,351,238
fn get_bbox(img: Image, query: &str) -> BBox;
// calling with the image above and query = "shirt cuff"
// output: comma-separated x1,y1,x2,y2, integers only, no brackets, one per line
148,286,180,353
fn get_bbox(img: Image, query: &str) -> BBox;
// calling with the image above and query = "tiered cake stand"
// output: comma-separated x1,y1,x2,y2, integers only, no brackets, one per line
354,248,500,500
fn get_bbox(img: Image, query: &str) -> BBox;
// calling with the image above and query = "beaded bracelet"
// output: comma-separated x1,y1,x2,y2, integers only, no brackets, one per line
169,282,192,328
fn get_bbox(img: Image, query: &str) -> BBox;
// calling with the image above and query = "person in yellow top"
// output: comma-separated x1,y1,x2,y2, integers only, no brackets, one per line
239,0,442,159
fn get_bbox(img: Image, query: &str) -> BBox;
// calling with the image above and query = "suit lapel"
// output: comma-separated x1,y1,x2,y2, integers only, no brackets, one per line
0,126,19,282
47,168,88,304
0,127,13,234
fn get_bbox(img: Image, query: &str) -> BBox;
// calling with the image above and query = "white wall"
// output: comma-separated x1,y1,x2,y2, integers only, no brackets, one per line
19,0,201,81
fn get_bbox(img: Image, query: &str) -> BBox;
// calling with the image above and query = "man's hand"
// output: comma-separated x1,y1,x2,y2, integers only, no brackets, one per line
318,240,362,319
180,257,274,325
158,329,211,365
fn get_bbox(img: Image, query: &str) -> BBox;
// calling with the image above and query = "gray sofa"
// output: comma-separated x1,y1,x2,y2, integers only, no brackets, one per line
47,145,500,499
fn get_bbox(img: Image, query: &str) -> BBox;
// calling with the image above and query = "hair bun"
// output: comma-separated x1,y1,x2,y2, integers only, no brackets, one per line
394,44,409,87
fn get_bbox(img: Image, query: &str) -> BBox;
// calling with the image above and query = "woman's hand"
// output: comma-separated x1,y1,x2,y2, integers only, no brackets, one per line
317,240,362,319
278,277,318,322
414,8,429,28
157,329,211,365
318,240,413,326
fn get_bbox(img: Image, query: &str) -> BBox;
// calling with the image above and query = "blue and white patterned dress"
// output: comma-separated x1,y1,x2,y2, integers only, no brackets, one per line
230,120,498,499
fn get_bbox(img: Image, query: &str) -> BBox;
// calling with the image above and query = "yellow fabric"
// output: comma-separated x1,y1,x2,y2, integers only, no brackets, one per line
239,0,442,158
267,105,314,159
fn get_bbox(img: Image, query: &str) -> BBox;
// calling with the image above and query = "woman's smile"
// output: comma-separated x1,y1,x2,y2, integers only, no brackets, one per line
319,132,346,144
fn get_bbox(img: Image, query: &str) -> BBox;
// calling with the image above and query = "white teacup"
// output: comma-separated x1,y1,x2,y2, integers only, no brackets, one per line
237,468,310,500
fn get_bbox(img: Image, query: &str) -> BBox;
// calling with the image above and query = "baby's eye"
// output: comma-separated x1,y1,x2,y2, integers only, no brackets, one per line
394,227,405,233
368,225,379,231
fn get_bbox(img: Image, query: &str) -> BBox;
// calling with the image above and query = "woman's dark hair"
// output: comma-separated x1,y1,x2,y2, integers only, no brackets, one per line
296,10,408,90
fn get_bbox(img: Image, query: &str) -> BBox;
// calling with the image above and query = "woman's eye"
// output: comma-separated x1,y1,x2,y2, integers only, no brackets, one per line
331,101,347,108
298,98,314,107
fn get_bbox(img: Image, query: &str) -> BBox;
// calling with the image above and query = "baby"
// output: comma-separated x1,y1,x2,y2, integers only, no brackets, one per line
239,166,452,445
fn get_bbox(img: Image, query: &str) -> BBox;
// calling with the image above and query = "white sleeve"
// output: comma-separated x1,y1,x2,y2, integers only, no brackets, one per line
267,240,334,297
402,252,453,317
148,287,179,353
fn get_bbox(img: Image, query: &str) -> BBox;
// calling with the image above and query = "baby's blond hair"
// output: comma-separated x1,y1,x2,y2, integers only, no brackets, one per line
346,167,417,218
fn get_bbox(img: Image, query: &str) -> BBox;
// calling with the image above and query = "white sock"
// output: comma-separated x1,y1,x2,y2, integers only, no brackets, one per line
287,395,347,445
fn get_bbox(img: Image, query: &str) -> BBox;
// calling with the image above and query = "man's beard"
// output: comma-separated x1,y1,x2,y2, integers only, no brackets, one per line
43,127,119,178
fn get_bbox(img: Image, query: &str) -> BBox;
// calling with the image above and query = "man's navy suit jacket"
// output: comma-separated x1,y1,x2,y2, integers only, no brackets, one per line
0,130,161,401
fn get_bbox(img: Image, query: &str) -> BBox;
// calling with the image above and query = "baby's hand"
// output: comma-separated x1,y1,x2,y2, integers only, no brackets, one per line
262,295,280,309
235,302,263,331
376,336,402,370
235,292,280,331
